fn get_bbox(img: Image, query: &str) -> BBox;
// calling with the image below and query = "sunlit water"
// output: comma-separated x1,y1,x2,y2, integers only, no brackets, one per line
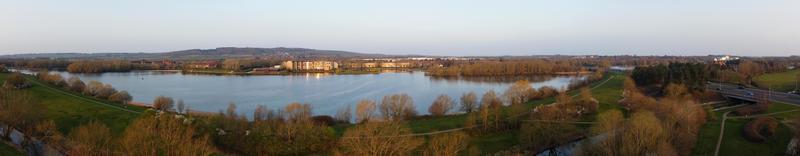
20,70,584,117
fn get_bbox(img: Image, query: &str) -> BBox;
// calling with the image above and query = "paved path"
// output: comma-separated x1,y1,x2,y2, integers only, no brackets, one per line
713,111,731,156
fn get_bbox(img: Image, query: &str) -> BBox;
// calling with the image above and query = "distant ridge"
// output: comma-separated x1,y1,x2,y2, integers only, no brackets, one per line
0,47,387,59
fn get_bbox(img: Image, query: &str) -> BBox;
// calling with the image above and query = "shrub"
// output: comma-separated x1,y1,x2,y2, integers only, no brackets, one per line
743,117,778,143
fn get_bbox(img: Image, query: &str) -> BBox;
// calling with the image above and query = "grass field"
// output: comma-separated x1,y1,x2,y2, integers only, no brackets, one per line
0,73,141,135
692,102,798,156
755,69,799,92
0,143,23,156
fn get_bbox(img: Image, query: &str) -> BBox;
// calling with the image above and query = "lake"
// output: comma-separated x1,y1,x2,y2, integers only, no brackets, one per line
24,70,584,117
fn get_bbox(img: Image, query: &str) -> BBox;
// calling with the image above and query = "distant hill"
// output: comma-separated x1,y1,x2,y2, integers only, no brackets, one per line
0,47,386,60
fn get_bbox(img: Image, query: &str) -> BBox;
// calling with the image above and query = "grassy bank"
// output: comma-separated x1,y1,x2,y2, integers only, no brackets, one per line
754,69,799,92
692,102,798,156
0,73,141,134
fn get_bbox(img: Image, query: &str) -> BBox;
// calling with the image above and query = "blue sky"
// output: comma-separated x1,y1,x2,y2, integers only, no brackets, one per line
1,0,798,56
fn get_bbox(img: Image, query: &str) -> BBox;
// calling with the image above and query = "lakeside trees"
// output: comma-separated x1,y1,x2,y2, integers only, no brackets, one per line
153,96,175,111
109,91,132,104
355,100,377,123
379,94,417,121
425,60,585,76
460,92,478,113
67,60,133,73
429,94,454,116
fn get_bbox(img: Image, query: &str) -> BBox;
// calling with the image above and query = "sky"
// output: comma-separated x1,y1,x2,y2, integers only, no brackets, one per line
1,0,799,56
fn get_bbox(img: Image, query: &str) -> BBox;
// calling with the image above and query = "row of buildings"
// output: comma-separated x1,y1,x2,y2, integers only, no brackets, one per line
281,60,418,71
281,61,339,71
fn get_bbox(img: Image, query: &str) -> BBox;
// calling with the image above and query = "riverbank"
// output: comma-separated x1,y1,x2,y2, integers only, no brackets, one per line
0,73,141,134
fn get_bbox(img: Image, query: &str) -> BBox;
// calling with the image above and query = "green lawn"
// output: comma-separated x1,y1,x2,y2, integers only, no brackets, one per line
692,102,799,156
0,73,141,135
0,143,23,156
754,69,799,92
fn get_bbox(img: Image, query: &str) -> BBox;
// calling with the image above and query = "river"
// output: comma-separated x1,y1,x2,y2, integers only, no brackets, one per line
18,69,584,117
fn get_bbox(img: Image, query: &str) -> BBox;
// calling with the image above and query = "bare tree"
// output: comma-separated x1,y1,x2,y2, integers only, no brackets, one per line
480,90,502,108
620,111,667,156
335,105,352,123
429,94,454,116
379,94,417,121
339,121,423,155
67,121,114,155
285,102,312,122
356,100,377,123
253,104,269,121
504,80,532,105
623,77,638,97
460,91,478,113
176,99,185,114
83,81,104,96
67,76,85,92
109,90,132,104
424,132,470,156
120,114,215,155
153,96,174,111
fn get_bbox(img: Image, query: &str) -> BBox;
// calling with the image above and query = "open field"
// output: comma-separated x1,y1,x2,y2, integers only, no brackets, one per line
692,102,798,156
0,73,141,134
755,69,799,92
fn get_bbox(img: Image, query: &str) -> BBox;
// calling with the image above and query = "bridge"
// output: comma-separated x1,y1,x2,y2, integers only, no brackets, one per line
708,82,800,105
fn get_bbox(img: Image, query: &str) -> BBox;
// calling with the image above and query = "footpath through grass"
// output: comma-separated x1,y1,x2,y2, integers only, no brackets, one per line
0,73,141,135
692,102,798,156
754,69,799,92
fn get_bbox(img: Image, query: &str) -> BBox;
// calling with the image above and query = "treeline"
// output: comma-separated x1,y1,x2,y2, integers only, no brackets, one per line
219,58,281,71
631,62,709,91
717,59,791,86
7,59,72,69
426,60,587,76
36,71,132,104
66,60,133,73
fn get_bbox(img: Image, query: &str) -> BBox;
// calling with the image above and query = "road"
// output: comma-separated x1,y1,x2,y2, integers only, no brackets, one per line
709,82,800,105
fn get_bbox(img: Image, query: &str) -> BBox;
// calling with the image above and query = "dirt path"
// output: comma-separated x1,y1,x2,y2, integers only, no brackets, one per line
713,111,731,156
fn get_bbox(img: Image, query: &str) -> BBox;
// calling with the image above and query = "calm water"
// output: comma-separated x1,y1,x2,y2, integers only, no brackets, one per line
27,70,583,117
